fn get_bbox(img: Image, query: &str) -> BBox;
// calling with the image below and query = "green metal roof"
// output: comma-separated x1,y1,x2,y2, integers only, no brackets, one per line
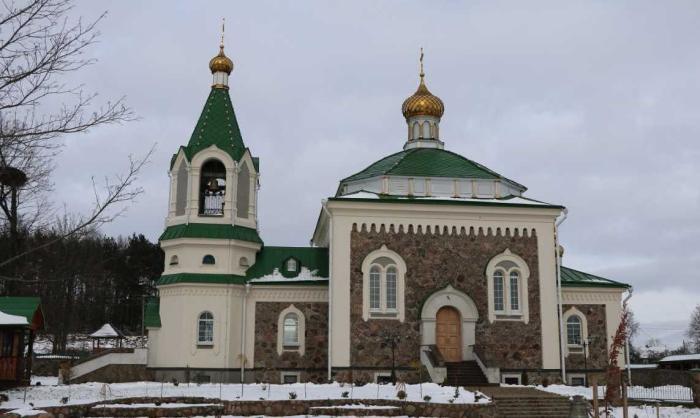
340,148,525,191
157,273,247,286
159,223,263,244
329,193,564,210
170,87,247,169
143,297,161,328
246,246,329,279
560,266,630,289
0,296,41,324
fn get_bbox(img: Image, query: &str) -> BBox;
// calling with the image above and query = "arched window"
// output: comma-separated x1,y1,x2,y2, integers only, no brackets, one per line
283,313,299,346
236,162,250,219
174,160,188,216
509,271,520,311
386,266,397,310
277,305,306,355
286,258,298,272
202,255,215,265
485,249,530,323
567,315,582,346
412,122,420,139
422,121,431,138
169,255,179,266
361,245,407,321
199,159,226,216
493,271,505,312
197,312,214,345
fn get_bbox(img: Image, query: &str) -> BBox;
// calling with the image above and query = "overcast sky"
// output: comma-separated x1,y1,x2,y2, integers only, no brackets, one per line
53,1,699,346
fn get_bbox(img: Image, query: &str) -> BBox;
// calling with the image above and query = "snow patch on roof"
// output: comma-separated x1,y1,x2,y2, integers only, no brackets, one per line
659,354,700,362
90,323,123,338
336,191,558,206
0,309,29,325
249,267,328,283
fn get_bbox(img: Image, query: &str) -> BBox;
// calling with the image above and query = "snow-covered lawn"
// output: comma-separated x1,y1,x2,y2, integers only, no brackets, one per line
1,380,489,410
609,406,700,417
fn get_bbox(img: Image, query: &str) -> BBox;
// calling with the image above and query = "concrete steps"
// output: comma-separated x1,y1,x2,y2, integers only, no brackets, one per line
494,396,572,418
444,361,489,386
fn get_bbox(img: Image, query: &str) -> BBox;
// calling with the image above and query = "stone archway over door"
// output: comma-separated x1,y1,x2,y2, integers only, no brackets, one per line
421,285,478,361
436,306,462,362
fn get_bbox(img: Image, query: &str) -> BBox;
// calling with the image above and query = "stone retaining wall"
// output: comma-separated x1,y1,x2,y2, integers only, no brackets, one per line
4,396,497,418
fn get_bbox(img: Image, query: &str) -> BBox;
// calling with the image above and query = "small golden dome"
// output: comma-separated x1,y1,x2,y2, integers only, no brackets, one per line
401,76,444,119
209,45,233,74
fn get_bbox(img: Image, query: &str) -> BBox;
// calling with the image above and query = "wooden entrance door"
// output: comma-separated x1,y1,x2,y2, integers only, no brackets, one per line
436,306,462,362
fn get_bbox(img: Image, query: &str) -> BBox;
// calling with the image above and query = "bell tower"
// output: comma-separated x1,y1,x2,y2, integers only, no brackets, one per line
160,26,263,279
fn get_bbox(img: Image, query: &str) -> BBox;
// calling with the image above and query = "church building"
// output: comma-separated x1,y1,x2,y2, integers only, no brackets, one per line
145,39,630,387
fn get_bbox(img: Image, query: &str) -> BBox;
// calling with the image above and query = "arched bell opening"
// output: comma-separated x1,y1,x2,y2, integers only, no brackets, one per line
199,159,226,216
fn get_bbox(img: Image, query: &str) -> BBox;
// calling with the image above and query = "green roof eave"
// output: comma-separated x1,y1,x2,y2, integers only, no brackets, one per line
560,266,630,289
143,297,161,328
249,279,329,286
157,273,247,286
328,195,564,210
0,296,42,324
160,224,263,244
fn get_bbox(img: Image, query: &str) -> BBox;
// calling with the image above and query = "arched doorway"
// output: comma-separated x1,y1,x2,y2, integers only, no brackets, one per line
436,306,462,362
421,285,478,361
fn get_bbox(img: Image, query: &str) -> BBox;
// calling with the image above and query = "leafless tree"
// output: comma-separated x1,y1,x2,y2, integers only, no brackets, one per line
688,304,700,352
0,0,142,271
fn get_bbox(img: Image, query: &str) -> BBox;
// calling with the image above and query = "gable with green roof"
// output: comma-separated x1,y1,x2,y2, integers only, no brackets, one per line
560,266,629,289
246,246,329,280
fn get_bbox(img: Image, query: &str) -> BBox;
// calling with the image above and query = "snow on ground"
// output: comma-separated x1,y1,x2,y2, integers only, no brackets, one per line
610,406,700,417
533,384,694,402
93,403,219,409
1,381,489,409
30,376,58,386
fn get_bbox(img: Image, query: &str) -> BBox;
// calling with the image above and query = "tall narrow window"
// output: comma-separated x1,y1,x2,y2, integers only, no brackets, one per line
283,313,299,346
369,266,381,310
236,162,250,219
199,159,226,216
198,312,214,345
386,266,397,310
493,271,504,312
567,315,582,346
510,271,520,311
175,161,188,216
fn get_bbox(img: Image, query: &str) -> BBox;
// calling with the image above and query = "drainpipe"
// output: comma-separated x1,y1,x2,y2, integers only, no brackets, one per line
240,283,251,383
623,287,633,385
555,208,569,383
321,199,333,381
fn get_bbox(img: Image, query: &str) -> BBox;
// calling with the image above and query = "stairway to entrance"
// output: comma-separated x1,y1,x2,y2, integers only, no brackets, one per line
444,361,489,386
476,386,573,418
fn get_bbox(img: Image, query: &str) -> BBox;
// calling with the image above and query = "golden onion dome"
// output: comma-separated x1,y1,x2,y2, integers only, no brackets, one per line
209,45,234,74
401,75,444,119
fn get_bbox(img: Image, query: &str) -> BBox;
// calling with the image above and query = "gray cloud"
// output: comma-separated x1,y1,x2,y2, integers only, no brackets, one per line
48,0,699,333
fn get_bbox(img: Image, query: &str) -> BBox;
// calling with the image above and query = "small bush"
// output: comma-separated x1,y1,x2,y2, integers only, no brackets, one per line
423,395,432,402
396,390,407,400
453,386,460,398
288,391,297,399
341,391,349,398
261,384,267,391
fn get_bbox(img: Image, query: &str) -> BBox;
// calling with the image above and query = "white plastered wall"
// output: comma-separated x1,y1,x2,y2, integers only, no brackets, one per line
160,238,260,276
147,283,244,369
321,200,563,369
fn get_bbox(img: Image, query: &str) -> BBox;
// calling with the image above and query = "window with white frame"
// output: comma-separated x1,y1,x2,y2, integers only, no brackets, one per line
563,307,588,355
485,249,530,323
277,305,306,355
361,245,406,321
286,258,298,272
197,311,214,346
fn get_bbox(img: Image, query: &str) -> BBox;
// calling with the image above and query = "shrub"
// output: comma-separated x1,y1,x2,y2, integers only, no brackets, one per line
453,386,460,398
288,391,297,399
423,395,432,402
341,391,349,398
396,390,407,400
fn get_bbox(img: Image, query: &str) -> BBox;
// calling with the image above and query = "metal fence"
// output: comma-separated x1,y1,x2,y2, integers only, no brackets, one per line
627,385,694,403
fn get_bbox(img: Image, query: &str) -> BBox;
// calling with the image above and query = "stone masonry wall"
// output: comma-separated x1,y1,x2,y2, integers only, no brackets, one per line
563,304,608,370
253,301,328,383
349,225,542,374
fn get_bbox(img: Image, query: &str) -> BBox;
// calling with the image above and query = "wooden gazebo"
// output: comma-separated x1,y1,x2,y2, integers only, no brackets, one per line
89,323,125,352
0,297,43,388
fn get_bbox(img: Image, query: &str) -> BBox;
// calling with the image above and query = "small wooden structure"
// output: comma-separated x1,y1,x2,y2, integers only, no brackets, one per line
658,354,700,371
89,323,125,352
0,296,43,388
